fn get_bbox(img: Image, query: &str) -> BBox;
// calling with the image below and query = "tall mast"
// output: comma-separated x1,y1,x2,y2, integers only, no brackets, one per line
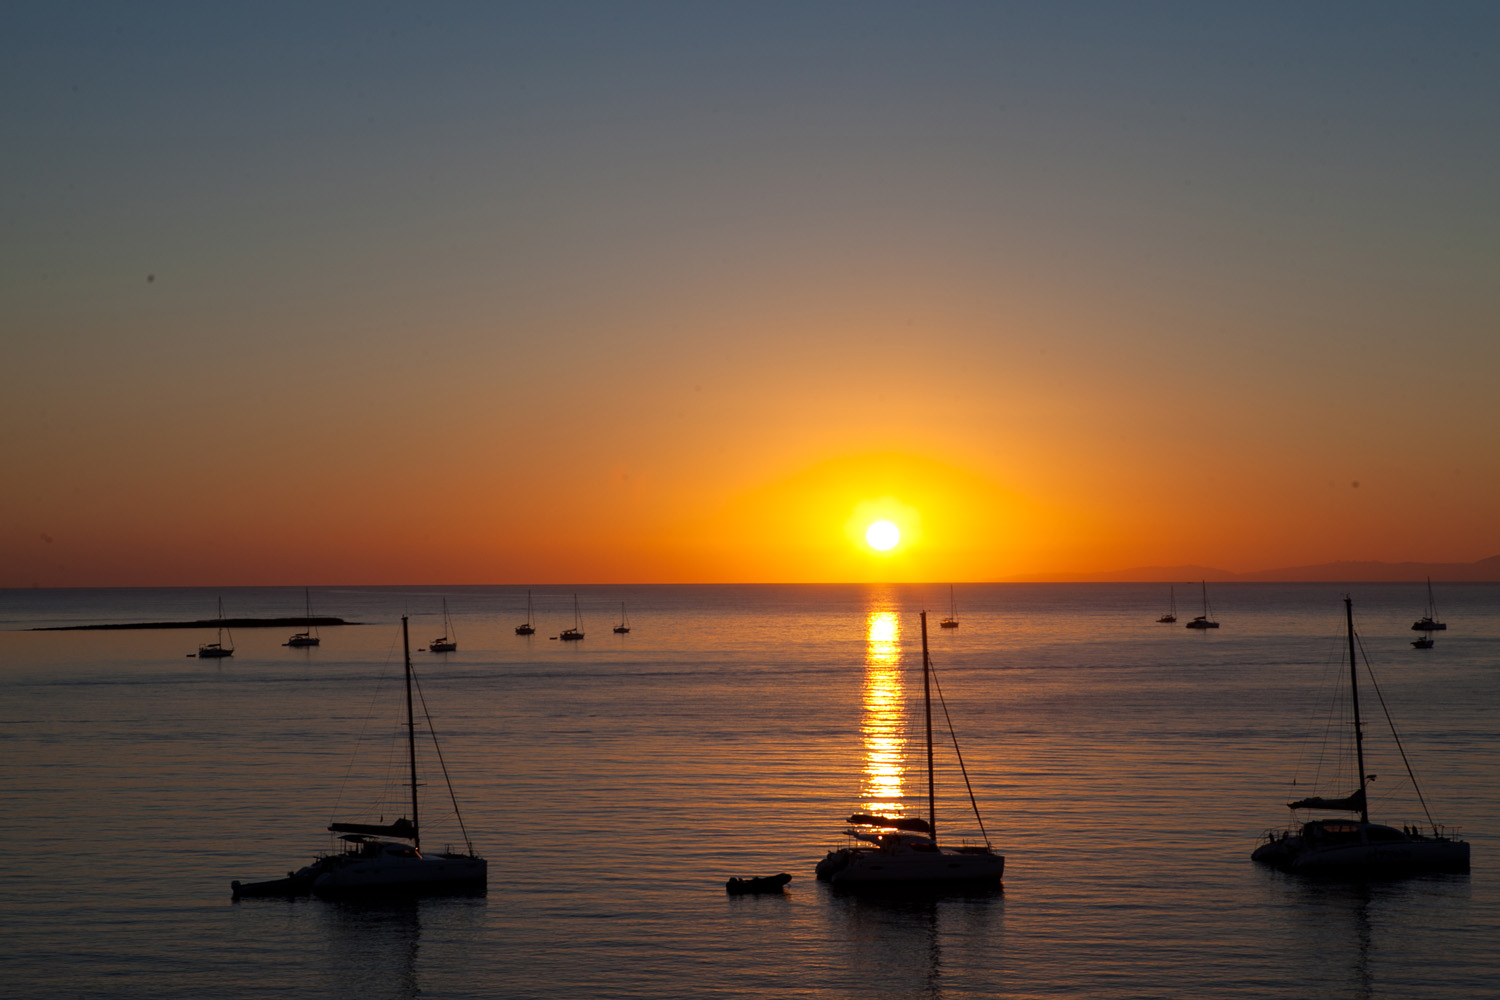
921,611,936,841
402,616,421,850
1344,597,1369,825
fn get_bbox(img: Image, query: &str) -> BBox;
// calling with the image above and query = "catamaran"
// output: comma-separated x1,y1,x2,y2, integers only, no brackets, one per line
1250,598,1468,875
1184,580,1219,629
1411,577,1447,632
231,617,486,898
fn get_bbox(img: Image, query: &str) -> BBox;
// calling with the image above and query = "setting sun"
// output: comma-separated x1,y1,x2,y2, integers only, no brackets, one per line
865,520,901,551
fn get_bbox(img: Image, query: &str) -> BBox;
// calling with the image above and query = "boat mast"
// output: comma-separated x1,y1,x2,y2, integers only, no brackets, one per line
921,611,937,841
402,616,421,850
1344,597,1370,825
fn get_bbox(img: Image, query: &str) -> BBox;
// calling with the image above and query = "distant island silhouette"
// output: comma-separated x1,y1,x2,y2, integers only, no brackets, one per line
1008,554,1500,583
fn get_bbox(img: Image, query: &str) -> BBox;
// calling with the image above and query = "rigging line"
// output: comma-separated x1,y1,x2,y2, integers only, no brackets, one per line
926,657,991,849
330,626,405,826
1300,638,1350,794
1354,630,1439,830
410,666,476,856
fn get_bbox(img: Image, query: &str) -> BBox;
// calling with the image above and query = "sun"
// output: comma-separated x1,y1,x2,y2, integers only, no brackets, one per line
865,520,901,551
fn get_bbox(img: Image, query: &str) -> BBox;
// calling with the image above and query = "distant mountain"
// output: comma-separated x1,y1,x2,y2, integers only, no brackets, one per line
1009,555,1500,583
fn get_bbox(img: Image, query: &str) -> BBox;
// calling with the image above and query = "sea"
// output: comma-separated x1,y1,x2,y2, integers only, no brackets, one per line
2,582,1496,999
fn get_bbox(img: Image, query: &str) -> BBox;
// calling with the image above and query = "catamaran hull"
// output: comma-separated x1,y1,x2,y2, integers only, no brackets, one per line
312,856,488,895
1252,837,1469,874
818,847,1004,885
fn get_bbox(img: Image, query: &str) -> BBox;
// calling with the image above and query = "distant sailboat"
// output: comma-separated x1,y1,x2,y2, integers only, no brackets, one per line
613,602,631,634
559,595,584,641
1411,578,1447,632
1184,581,1219,629
284,588,321,647
197,598,235,658
939,585,959,628
515,590,536,635
1157,586,1177,623
429,599,457,652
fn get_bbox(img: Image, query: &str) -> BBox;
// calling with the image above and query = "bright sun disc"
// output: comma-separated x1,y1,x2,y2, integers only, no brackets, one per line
865,520,901,551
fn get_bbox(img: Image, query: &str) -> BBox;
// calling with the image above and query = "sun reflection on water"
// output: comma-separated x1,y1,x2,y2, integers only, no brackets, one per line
860,609,908,816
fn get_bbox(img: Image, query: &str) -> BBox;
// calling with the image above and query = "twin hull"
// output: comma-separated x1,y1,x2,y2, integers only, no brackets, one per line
311,852,488,893
1252,822,1469,875
817,845,1004,885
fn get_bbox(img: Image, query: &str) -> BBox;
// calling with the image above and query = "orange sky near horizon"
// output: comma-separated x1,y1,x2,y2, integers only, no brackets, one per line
3,6,1497,588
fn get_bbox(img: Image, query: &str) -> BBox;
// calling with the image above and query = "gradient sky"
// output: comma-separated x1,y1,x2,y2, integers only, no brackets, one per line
4,2,1497,586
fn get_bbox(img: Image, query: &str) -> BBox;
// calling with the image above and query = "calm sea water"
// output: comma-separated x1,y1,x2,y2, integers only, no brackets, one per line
2,583,1496,999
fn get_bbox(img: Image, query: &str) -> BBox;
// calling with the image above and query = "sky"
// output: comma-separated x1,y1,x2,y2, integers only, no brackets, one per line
3,2,1497,586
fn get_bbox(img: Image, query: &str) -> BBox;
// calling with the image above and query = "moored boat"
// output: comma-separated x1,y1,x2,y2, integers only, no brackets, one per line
231,616,486,898
429,598,457,652
559,594,584,641
1411,578,1447,631
516,590,536,635
815,612,1003,887
725,873,792,894
284,587,321,647
1250,598,1468,876
197,598,235,658
1157,585,1177,623
939,585,959,628
1184,581,1219,629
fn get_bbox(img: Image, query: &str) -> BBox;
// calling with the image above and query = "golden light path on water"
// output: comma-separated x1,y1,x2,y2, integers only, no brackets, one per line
860,609,908,816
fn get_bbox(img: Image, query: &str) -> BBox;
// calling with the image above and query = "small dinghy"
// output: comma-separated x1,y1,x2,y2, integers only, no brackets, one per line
724,873,791,894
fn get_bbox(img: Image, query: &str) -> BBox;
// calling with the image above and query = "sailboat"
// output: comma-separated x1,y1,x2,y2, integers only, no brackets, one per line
515,590,536,635
559,594,584,641
814,611,1004,887
1411,634,1435,650
613,601,631,634
429,598,457,652
1157,585,1177,623
231,617,487,898
939,586,959,628
284,588,321,647
197,598,235,658
1250,598,1468,875
1411,577,1447,632
1184,580,1219,629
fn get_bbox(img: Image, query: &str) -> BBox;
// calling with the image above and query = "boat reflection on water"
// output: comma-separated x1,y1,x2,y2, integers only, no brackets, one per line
860,610,908,818
824,885,1003,994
